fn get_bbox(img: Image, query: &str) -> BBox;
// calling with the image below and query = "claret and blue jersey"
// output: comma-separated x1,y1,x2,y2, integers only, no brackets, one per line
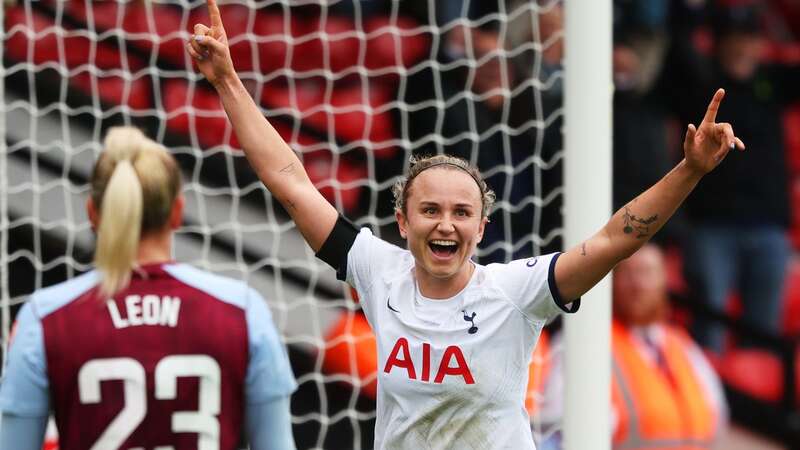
0,263,296,450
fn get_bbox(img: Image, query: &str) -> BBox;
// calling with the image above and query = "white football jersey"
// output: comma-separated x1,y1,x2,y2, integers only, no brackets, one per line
346,229,578,450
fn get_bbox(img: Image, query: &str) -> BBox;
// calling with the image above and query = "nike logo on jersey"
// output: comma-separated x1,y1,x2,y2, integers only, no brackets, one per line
526,257,538,267
387,296,400,313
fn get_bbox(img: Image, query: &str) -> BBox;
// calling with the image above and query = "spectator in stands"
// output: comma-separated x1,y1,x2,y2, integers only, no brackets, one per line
660,1,800,352
611,0,686,244
537,245,728,450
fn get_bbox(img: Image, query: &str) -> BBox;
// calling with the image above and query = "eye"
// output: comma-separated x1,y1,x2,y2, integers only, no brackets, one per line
455,208,469,217
423,206,437,215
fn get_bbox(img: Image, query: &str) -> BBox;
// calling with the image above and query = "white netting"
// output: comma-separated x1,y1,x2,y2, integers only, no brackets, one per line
1,0,565,448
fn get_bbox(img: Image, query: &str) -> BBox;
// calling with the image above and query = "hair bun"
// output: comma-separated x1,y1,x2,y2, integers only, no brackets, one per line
103,126,146,163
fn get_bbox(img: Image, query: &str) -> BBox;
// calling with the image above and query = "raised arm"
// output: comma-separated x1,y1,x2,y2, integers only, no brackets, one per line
186,0,337,251
555,88,745,301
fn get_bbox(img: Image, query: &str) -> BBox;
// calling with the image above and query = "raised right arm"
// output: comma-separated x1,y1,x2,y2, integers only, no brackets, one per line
187,0,337,251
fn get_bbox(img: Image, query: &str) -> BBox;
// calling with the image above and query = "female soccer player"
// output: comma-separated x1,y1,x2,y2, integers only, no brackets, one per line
0,127,297,450
187,1,744,448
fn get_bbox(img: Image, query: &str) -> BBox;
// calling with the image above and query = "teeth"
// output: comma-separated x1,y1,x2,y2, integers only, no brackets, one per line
430,240,457,246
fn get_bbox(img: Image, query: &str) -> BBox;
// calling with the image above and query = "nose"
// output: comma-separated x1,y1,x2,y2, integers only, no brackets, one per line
436,216,455,233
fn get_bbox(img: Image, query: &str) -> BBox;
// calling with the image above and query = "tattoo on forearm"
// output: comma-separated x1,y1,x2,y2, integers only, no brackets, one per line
622,206,658,238
287,200,297,210
581,242,587,256
279,163,295,174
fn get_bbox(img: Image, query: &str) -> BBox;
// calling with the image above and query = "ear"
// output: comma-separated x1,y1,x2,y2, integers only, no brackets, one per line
87,198,99,231
169,195,185,230
395,209,408,240
476,216,488,243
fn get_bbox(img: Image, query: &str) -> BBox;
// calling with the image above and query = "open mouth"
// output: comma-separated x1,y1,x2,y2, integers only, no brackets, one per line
428,239,459,258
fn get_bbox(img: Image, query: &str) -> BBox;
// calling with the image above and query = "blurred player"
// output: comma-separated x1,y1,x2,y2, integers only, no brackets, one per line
187,1,743,447
0,127,297,450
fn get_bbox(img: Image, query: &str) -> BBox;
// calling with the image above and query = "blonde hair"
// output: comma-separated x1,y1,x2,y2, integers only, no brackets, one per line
392,154,496,217
90,127,182,299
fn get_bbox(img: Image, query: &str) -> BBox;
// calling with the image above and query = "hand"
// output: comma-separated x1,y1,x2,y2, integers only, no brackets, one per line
186,0,235,87
683,88,746,175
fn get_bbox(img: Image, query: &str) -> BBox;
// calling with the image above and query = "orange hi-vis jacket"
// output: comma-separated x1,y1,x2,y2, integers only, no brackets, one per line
611,320,718,450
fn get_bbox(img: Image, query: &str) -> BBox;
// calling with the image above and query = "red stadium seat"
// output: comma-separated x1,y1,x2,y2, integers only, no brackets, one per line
783,105,800,176
123,3,186,66
782,258,800,335
308,15,361,74
719,348,800,405
261,80,396,157
364,16,430,72
790,179,800,249
5,6,152,110
162,80,238,149
720,349,783,403
303,150,366,213
61,0,121,32
5,7,61,64
253,12,292,73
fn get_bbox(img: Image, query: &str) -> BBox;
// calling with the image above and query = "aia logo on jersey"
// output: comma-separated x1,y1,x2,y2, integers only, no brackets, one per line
383,337,475,385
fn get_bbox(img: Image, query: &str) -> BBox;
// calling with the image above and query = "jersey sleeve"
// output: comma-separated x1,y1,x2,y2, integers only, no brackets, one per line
495,253,580,323
0,303,50,417
345,228,408,310
244,289,298,404
0,413,48,450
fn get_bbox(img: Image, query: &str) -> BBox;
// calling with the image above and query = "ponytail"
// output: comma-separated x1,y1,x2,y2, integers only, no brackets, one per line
90,127,182,299
95,160,143,298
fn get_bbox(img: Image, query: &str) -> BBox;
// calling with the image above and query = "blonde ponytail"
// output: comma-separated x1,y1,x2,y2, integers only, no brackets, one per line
95,160,143,298
91,127,182,299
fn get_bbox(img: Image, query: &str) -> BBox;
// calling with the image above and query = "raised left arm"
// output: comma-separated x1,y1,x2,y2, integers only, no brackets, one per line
555,88,745,302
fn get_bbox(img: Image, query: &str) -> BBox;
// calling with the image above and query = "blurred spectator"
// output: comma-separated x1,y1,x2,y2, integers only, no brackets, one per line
660,0,800,352
612,0,685,244
537,245,728,450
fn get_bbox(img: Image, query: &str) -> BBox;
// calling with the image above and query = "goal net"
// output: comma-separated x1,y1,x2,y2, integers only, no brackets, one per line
1,0,566,448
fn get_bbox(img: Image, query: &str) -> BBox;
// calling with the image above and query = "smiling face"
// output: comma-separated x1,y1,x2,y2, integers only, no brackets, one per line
396,167,487,295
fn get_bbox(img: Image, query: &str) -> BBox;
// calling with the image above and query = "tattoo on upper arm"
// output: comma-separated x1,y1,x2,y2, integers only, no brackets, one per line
287,200,297,210
279,163,296,174
581,242,587,256
622,206,658,238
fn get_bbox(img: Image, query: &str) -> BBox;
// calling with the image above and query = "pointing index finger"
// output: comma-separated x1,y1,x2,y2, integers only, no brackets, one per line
207,0,222,28
702,88,725,124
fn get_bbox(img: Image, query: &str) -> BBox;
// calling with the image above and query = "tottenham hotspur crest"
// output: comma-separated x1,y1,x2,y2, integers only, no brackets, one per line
462,310,478,334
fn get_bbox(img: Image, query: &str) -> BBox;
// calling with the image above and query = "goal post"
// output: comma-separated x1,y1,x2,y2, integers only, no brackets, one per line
563,0,613,449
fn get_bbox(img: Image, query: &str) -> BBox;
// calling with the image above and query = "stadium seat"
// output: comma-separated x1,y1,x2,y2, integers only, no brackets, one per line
5,7,60,65
783,105,800,176
718,349,800,404
6,6,152,110
303,150,366,213
253,12,292,73
782,257,800,335
162,80,238,149
124,3,186,66
790,179,800,249
61,0,121,32
364,16,430,73
261,79,396,157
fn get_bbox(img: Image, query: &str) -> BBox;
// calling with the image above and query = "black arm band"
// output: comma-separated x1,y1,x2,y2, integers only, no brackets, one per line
315,215,359,281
